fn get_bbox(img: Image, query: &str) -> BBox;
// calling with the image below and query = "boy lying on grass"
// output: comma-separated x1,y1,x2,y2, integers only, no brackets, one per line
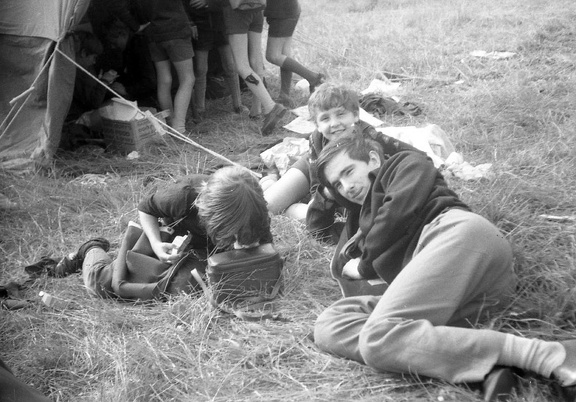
312,134,576,401
53,166,272,300
263,82,419,244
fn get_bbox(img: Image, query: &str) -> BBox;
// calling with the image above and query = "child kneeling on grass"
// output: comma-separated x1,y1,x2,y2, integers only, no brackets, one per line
312,134,576,401
263,82,419,244
53,166,272,301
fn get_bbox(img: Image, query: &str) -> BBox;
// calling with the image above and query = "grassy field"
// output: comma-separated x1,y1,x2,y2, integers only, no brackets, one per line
2,0,576,400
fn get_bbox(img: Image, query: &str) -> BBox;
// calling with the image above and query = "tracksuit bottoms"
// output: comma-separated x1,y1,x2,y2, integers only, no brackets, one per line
314,208,518,383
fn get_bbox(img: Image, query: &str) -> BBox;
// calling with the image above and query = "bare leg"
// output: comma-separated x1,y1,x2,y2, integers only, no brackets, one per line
154,60,173,120
264,168,310,214
228,33,275,116
217,44,242,111
171,58,194,133
193,50,209,114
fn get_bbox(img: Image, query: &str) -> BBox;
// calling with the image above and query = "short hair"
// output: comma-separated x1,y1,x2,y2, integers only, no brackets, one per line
308,82,360,122
72,31,103,57
316,132,383,190
195,166,270,248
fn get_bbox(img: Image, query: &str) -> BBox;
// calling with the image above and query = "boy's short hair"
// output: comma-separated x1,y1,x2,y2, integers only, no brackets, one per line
72,31,103,57
196,166,270,248
308,82,360,122
316,132,383,190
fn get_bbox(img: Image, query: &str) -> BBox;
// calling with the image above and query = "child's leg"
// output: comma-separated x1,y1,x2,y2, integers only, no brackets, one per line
264,167,310,214
82,247,113,297
247,30,274,115
266,16,323,94
171,58,194,133
193,49,209,114
154,60,174,119
266,36,292,100
284,202,308,221
228,33,261,116
228,33,275,116
217,44,243,112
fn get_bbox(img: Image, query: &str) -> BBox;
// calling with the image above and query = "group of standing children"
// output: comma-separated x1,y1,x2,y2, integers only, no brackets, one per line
187,0,324,135
83,0,324,136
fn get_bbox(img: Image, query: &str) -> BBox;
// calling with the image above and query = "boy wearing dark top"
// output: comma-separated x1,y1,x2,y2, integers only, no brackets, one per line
313,134,576,401
54,167,272,301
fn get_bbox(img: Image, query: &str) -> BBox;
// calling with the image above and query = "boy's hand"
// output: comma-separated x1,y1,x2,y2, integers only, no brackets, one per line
152,242,180,264
342,258,362,279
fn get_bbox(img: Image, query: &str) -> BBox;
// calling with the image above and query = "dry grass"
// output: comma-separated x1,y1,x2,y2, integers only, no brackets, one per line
1,0,576,400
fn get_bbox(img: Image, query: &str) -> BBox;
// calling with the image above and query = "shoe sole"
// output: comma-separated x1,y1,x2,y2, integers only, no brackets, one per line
483,367,517,402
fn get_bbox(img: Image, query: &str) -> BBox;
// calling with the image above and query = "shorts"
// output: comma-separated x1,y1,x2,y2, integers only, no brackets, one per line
267,16,300,38
222,7,264,35
148,38,194,63
194,28,228,51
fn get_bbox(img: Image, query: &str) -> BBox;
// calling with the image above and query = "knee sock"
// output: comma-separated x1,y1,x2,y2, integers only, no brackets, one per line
280,68,292,97
497,334,565,378
281,57,319,84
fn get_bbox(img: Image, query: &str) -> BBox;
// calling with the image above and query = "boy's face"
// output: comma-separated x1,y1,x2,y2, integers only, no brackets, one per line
314,106,359,142
323,150,380,205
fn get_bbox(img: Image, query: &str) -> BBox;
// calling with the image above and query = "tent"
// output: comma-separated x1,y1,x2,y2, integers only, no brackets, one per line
0,0,90,173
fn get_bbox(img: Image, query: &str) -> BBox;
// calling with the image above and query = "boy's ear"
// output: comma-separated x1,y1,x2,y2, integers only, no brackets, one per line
367,150,381,169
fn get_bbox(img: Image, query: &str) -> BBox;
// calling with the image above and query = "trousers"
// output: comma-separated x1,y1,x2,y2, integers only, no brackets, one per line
314,208,515,383
82,247,113,298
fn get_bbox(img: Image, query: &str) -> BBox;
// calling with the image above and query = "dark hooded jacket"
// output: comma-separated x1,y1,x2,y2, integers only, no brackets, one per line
321,150,470,283
305,121,421,243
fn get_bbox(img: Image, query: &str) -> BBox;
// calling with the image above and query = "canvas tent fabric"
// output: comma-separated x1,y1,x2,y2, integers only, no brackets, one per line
0,0,90,173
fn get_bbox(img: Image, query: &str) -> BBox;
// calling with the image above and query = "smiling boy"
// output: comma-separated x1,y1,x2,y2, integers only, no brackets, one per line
313,134,576,401
263,83,417,243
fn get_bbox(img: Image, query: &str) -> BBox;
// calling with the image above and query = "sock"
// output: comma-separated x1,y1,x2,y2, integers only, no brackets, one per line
281,57,319,84
497,334,565,377
280,68,292,98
